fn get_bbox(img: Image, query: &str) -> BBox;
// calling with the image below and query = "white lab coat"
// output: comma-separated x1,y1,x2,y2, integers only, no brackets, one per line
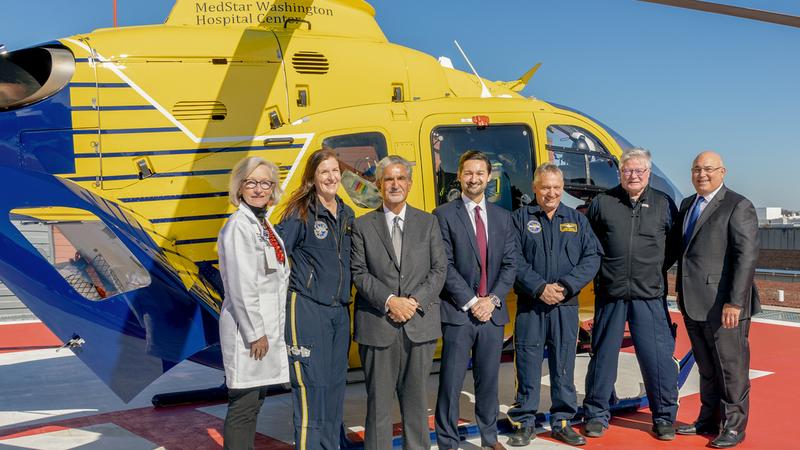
218,202,290,389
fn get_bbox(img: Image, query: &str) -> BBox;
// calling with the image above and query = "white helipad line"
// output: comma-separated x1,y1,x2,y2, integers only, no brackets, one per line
0,319,41,326
0,423,164,449
752,317,800,327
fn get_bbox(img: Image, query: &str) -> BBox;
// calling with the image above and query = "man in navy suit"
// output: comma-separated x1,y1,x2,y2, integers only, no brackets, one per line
433,150,518,450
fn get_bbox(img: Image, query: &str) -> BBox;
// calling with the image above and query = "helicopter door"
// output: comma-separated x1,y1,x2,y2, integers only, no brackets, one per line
536,114,620,204
420,114,537,212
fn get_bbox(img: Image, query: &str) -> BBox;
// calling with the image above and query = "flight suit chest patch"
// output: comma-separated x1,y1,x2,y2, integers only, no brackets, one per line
560,223,578,233
313,220,329,239
527,219,542,234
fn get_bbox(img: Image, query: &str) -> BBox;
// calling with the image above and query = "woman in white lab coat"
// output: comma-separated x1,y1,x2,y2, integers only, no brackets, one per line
218,156,290,450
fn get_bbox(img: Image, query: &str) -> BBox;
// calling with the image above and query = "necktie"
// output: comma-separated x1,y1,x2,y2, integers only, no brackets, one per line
392,216,403,265
683,196,706,245
475,205,488,297
263,220,285,265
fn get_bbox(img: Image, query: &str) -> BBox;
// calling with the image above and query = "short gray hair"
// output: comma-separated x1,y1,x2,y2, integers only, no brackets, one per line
619,148,652,169
228,156,284,206
375,155,413,186
533,162,563,186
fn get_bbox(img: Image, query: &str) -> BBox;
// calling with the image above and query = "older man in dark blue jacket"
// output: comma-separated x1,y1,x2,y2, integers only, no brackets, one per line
507,163,601,447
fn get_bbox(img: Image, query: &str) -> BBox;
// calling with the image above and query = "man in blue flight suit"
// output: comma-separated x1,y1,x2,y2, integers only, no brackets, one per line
582,148,680,441
507,163,601,447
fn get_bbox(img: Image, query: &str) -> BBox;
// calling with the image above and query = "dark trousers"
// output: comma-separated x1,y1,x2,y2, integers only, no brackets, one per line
684,316,751,432
508,304,579,429
435,319,504,449
359,331,436,450
224,386,267,450
583,298,678,426
286,292,350,450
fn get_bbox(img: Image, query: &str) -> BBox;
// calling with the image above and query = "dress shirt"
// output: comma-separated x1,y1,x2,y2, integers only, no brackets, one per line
384,203,407,311
383,203,407,233
461,193,488,310
683,184,723,234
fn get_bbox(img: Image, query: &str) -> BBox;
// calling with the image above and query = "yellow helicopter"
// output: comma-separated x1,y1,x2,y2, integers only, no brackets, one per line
0,0,685,402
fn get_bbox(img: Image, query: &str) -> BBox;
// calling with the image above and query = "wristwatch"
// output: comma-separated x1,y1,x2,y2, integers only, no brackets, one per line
488,293,502,308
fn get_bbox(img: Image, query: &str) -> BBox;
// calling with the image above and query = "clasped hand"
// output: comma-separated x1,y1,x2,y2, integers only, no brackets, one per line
470,297,495,322
540,283,565,305
388,296,419,323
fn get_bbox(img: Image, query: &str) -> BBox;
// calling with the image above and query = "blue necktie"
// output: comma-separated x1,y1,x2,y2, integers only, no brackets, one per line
683,196,706,245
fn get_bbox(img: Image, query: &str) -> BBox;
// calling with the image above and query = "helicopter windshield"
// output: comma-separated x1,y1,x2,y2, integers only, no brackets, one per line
548,102,684,202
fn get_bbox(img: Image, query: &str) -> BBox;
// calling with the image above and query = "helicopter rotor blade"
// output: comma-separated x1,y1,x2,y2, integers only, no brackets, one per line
639,0,800,28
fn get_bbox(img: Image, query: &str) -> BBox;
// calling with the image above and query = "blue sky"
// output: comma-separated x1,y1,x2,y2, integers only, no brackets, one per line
2,0,798,208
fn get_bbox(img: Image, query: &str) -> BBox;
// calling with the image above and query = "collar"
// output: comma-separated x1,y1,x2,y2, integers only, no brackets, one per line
312,195,345,221
382,203,407,222
696,184,724,204
461,193,487,213
529,202,567,219
611,183,651,205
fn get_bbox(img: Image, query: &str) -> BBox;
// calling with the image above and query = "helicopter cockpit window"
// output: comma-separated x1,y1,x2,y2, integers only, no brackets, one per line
546,125,619,201
10,207,152,301
322,132,388,209
432,125,535,211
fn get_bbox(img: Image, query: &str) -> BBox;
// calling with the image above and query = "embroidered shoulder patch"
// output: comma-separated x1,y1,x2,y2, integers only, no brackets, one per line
560,223,578,233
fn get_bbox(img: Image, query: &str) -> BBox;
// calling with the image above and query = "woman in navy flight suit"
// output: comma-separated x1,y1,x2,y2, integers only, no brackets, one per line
276,149,355,450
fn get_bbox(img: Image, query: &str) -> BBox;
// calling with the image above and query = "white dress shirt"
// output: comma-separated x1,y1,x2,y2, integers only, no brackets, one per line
684,184,723,234
383,203,406,233
461,193,488,310
384,203,407,310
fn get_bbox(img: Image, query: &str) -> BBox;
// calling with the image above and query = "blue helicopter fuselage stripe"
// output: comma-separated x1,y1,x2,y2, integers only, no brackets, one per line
73,143,302,158
119,192,229,203
72,127,181,135
71,105,157,111
175,237,219,245
151,214,230,224
69,166,290,182
69,82,130,88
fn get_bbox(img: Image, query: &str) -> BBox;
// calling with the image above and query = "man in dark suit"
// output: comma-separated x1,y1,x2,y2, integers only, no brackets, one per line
351,155,447,450
675,151,759,449
433,150,517,450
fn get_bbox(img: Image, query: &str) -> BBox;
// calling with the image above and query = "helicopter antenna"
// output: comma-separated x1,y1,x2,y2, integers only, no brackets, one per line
454,40,492,98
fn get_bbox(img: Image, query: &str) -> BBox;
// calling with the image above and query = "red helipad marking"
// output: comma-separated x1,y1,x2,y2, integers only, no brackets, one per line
0,322,62,353
597,314,793,449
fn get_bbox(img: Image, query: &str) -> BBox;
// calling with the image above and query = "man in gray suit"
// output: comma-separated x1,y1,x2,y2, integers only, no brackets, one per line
351,155,448,450
675,151,760,449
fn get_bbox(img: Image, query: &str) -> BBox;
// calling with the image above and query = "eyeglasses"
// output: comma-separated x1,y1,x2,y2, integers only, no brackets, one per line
691,166,723,175
242,179,275,190
621,168,649,177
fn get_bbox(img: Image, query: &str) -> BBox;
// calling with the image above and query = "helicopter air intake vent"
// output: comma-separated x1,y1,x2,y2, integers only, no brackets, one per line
171,101,227,121
291,52,329,74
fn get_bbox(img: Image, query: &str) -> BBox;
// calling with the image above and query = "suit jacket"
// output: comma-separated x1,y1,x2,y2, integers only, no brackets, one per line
351,205,447,347
433,198,517,326
677,185,761,322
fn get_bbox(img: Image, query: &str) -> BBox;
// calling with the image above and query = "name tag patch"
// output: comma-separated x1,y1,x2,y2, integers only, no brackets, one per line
560,223,578,233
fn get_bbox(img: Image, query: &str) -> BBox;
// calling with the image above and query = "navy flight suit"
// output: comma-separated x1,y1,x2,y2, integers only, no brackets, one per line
276,196,355,450
508,203,601,431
